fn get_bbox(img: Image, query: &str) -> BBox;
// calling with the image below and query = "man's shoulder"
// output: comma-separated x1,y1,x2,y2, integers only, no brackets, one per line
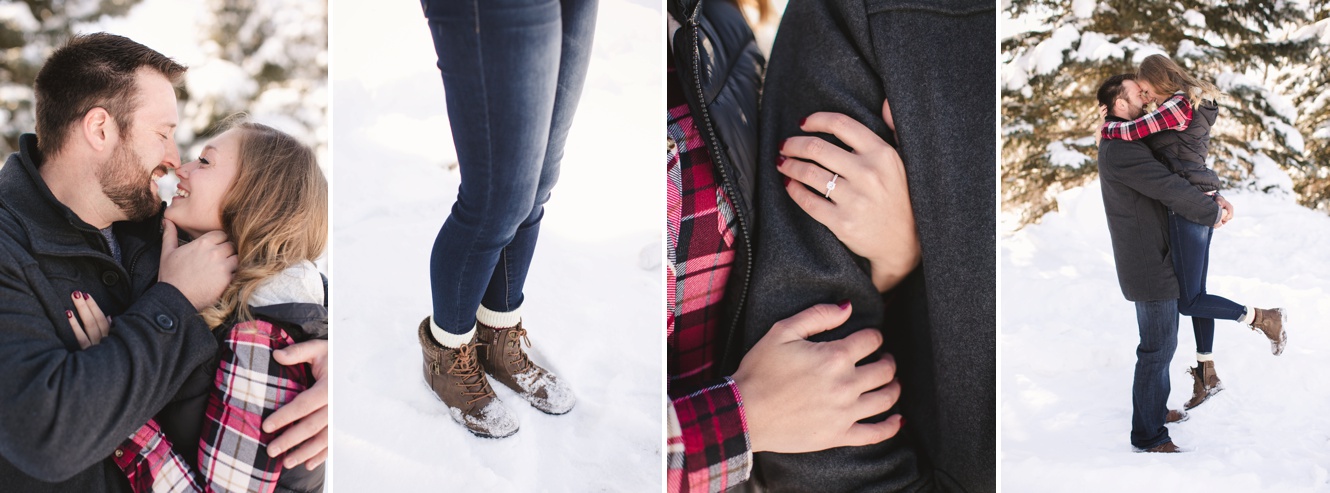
1098,138,1150,165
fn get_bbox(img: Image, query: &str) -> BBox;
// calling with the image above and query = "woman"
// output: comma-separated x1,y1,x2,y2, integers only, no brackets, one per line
413,0,594,438
1099,54,1287,410
666,0,922,490
68,120,328,492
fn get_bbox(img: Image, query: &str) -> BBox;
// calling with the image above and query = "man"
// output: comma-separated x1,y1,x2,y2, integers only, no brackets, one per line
0,33,327,491
1096,73,1230,453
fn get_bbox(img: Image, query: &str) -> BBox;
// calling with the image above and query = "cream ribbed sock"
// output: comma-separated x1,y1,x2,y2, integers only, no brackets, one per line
429,317,475,349
1196,352,1214,362
1237,305,1256,325
477,305,521,329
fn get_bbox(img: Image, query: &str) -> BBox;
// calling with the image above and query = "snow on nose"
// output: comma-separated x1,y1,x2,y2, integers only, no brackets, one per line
156,169,180,206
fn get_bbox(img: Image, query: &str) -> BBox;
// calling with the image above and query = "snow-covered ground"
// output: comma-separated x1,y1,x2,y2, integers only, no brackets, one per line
1002,182,1330,491
329,1,663,491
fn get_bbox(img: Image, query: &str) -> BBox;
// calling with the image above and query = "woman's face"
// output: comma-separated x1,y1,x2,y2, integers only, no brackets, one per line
164,128,242,239
1136,78,1159,104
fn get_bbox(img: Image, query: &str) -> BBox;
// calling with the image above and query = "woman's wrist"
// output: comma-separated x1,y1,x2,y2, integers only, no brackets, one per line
869,255,920,293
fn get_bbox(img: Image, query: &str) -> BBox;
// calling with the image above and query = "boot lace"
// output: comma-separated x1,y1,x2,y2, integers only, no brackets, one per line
504,326,535,374
449,343,495,405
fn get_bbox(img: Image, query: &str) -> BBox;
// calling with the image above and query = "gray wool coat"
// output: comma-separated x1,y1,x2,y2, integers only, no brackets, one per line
1098,119,1221,302
0,134,216,492
740,0,996,491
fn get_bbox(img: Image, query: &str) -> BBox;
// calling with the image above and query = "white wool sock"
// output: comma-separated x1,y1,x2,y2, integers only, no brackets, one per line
477,305,521,329
430,317,476,349
1196,352,1214,362
1237,306,1256,325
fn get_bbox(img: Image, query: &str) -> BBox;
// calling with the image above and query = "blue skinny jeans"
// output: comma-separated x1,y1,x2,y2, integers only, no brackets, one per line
422,0,598,334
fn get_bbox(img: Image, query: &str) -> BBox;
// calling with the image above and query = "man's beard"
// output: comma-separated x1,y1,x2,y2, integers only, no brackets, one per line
98,142,161,222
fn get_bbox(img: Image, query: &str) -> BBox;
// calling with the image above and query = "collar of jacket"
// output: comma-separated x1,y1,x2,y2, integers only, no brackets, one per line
252,303,329,340
0,133,163,268
669,0,702,27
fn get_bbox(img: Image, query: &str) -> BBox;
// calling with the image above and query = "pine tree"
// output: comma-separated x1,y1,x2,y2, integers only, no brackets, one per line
1002,0,1323,226
0,0,326,159
1289,5,1330,211
0,0,145,155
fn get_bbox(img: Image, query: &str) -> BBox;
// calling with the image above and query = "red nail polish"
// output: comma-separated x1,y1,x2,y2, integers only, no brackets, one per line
837,299,851,310
73,291,81,299
799,117,807,127
782,177,791,187
66,310,73,318
899,416,906,427
777,155,786,167
781,138,789,151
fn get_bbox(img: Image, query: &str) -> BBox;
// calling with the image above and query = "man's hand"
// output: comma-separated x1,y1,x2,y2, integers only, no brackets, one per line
158,220,237,310
264,339,328,470
732,302,903,454
1215,195,1235,228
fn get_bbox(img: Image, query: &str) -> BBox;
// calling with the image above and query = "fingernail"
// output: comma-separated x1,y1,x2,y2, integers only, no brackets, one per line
781,138,789,151
899,416,906,427
268,445,281,456
782,177,791,187
799,117,807,127
776,155,786,167
66,310,73,318
73,291,82,299
837,299,851,310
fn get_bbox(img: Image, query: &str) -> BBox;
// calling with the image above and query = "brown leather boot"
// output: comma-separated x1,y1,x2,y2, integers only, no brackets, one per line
475,321,575,415
1249,308,1287,355
1138,441,1182,453
1184,360,1223,410
1165,409,1188,424
418,318,518,438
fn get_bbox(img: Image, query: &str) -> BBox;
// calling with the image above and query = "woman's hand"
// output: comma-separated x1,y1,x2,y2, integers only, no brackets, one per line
66,291,110,349
777,100,920,292
732,301,903,454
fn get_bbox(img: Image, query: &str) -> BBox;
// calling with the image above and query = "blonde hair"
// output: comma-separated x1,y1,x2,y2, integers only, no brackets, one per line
199,118,328,328
1137,54,1221,105
731,0,775,24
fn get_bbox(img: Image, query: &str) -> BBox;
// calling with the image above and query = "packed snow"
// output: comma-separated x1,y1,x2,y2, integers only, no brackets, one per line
1002,181,1330,492
329,0,663,491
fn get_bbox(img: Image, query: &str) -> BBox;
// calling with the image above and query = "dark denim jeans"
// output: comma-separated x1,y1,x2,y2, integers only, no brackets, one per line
1131,299,1179,449
1168,211,1246,353
421,0,597,333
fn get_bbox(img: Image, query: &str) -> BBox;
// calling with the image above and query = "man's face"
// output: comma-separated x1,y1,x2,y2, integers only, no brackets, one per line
1116,79,1147,120
1136,79,1160,105
100,68,180,222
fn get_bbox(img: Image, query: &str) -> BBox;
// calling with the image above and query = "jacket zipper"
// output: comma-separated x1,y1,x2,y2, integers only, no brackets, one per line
686,21,754,373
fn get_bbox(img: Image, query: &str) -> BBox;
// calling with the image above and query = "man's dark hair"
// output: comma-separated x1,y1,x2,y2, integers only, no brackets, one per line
33,33,186,158
1096,73,1136,118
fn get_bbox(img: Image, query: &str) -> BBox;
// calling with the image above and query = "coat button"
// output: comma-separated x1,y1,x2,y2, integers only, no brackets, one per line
101,271,119,286
114,449,123,458
155,314,175,330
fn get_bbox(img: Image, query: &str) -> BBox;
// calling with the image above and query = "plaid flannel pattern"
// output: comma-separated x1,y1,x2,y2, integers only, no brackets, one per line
1102,92,1193,141
115,320,310,493
113,420,205,493
666,62,751,493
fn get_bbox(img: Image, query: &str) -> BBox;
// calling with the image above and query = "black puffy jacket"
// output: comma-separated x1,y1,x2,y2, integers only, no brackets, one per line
1143,98,1221,193
668,0,764,368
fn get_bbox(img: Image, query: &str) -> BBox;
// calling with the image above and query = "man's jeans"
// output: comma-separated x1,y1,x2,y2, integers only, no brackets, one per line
421,0,597,333
1169,211,1246,353
1131,299,1179,449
